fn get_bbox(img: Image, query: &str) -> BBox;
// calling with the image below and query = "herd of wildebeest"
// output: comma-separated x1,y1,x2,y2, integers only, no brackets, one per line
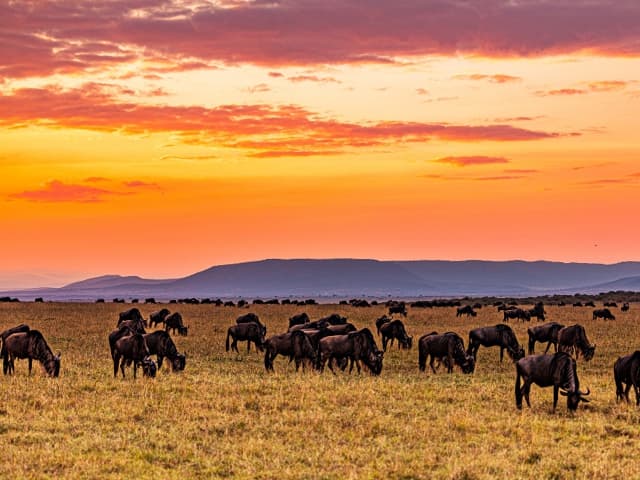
1,298,639,413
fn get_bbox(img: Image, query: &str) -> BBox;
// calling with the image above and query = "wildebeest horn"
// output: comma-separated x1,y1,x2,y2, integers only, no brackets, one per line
57,351,61,358
579,388,591,396
560,390,568,396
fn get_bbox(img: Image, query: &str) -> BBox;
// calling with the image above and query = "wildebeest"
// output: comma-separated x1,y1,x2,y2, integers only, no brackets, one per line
467,324,524,363
515,352,590,411
527,302,546,321
118,308,145,326
375,315,392,335
263,330,317,372
226,322,265,353
2,328,60,377
288,312,310,329
379,320,412,351
326,323,358,335
236,313,266,336
585,301,596,308
418,332,475,374
112,333,156,378
503,308,530,322
621,303,630,312
558,324,595,361
456,305,477,318
604,302,618,308
614,351,640,405
388,302,407,317
593,308,615,320
527,322,565,355
0,323,31,373
317,328,383,375
318,314,347,325
573,302,583,307
288,320,329,332
164,312,188,336
149,308,171,328
143,331,186,372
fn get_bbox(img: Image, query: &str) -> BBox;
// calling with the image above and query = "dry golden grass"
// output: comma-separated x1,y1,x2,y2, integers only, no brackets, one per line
0,302,639,479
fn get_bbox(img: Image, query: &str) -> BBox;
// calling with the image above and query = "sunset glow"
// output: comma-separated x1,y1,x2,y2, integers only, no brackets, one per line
2,1,640,287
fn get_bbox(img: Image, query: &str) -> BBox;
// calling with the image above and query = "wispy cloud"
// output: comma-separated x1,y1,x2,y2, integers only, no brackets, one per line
434,156,510,167
453,74,521,83
287,75,341,84
243,83,271,93
9,180,118,203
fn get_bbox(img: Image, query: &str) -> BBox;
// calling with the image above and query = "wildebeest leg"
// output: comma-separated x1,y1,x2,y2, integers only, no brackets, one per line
382,336,388,352
157,356,163,370
634,383,640,406
28,357,32,375
552,385,559,412
231,338,238,353
247,340,251,352
624,382,632,403
119,357,127,378
499,347,504,363
327,356,337,375
133,361,138,379
544,341,552,354
523,381,532,408
113,354,120,377
429,355,437,374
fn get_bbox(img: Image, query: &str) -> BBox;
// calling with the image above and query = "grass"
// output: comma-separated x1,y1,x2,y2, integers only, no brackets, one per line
0,302,639,479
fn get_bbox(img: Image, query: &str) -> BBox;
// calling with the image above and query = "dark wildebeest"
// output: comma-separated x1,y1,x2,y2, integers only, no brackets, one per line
593,308,616,320
317,328,383,375
164,312,188,336
621,303,630,312
288,312,310,329
263,330,317,372
515,352,590,412
288,320,330,332
388,302,407,317
236,313,267,336
467,324,525,363
503,308,530,322
317,314,347,325
379,320,412,351
573,302,583,307
143,331,186,372
2,329,60,377
112,334,156,378
456,305,477,318
149,308,171,328
226,322,265,353
558,324,595,361
527,302,546,321
527,322,565,355
585,301,596,308
604,302,618,308
614,351,640,405
0,324,31,374
325,323,358,335
375,315,392,335
418,332,475,374
118,308,146,326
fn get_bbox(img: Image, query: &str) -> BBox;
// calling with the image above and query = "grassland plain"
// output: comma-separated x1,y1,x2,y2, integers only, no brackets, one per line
0,302,639,479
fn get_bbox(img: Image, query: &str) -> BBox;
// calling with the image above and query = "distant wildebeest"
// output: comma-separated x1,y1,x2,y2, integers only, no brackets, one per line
527,322,565,355
498,304,517,312
143,331,186,372
263,330,317,372
164,312,188,336
388,302,407,317
34,297,43,303
226,322,265,353
375,315,392,335
558,324,595,361
317,328,383,375
149,308,171,328
621,303,630,312
527,302,546,321
237,300,248,307
573,301,583,307
96,298,105,303
236,313,266,336
288,312,310,329
515,352,590,412
456,305,477,318
593,308,616,321
2,329,60,377
473,303,483,309
379,320,412,351
318,314,348,325
503,308,530,322
418,332,475,374
224,301,235,307
584,301,596,308
118,308,146,327
604,302,618,308
350,299,370,307
467,324,524,363
112,333,156,378
145,298,156,304
614,351,640,405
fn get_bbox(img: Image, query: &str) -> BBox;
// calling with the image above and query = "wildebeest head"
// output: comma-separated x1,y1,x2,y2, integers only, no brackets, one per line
178,325,188,336
45,352,61,377
400,336,413,350
171,353,187,371
366,350,384,376
142,356,157,378
460,354,475,374
509,345,526,361
561,387,590,411
583,345,596,361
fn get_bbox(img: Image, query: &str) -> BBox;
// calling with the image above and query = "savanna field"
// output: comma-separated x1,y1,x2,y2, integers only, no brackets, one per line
0,302,639,479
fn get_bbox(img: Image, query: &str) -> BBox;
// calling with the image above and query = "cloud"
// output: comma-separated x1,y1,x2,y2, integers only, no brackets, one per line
248,150,344,158
243,83,271,93
587,80,630,92
416,88,429,96
3,1,640,79
503,168,539,174
123,180,161,189
493,116,543,122
536,88,587,96
287,75,341,84
472,175,525,181
9,180,118,203
434,156,510,167
159,154,218,161
453,74,521,83
268,71,284,78
83,176,110,183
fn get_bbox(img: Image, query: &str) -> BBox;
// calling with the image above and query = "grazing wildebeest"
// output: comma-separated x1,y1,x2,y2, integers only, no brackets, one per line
614,351,640,405
164,312,188,336
288,312,310,329
593,308,616,320
604,302,618,308
118,319,146,334
375,315,392,335
149,308,171,328
143,331,186,372
515,352,590,412
317,328,383,375
467,324,524,363
237,300,248,307
118,308,146,326
527,302,546,321
573,302,583,307
318,314,348,325
621,303,630,312
456,305,477,317
145,298,156,304
503,308,530,322
236,313,267,336
112,333,156,378
226,322,265,353
0,324,31,373
558,324,595,361
527,322,565,355
498,304,517,312
388,302,407,317
263,330,317,372
325,323,358,335
585,301,596,308
418,332,475,374
288,320,330,332
379,320,412,351
2,330,60,377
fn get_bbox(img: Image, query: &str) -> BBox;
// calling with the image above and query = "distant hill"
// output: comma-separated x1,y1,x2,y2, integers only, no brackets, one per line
1,258,640,301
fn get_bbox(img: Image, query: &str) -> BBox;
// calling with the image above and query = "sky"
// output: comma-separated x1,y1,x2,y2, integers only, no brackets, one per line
1,0,640,288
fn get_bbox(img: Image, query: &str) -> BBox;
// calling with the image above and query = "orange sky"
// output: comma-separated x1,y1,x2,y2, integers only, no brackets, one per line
1,1,640,287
